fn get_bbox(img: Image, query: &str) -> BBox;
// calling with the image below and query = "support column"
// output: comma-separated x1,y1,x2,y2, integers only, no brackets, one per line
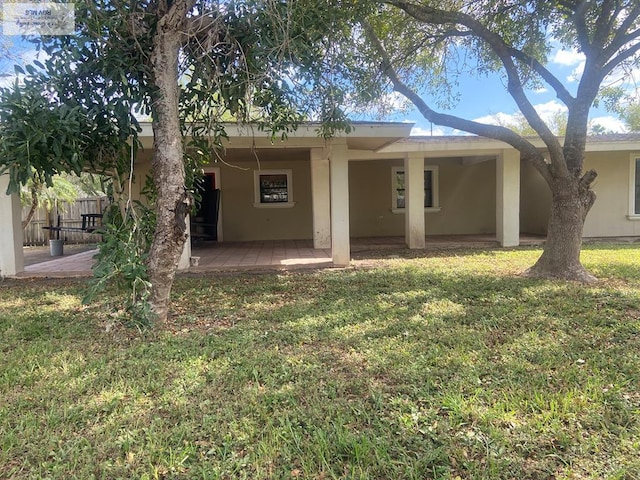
0,176,24,276
329,142,350,266
405,152,426,249
496,149,520,247
310,148,331,249
178,216,191,270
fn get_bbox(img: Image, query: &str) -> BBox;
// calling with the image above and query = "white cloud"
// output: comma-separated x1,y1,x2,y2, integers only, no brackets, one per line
551,48,585,83
534,100,568,116
568,63,585,82
0,48,50,88
381,92,411,111
474,101,568,126
589,116,628,133
552,49,585,66
410,125,446,136
473,111,520,126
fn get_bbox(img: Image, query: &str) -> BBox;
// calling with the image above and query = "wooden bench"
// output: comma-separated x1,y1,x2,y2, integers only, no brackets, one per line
43,214,104,237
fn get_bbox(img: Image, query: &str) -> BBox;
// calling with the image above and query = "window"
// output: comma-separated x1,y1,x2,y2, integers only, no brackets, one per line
630,157,640,218
392,166,440,213
254,169,295,208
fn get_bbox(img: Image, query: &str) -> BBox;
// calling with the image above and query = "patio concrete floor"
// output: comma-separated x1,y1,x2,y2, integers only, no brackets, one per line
19,235,546,278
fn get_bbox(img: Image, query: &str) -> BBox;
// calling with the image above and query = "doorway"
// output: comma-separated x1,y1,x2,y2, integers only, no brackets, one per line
192,172,221,242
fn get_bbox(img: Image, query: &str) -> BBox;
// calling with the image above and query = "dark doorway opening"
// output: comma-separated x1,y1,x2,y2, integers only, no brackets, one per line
192,173,220,242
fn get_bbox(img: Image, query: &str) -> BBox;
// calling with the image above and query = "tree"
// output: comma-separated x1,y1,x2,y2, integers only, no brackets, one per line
21,173,80,232
2,1,334,323
620,102,640,131
333,0,640,281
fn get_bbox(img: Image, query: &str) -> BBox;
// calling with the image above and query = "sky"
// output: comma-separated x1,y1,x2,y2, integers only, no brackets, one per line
0,33,634,137
383,44,632,136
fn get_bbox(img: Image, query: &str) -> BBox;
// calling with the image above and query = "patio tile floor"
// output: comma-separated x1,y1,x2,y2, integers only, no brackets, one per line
18,235,546,278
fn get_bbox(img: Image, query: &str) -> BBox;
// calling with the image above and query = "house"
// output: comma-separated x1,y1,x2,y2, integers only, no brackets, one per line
2,122,640,276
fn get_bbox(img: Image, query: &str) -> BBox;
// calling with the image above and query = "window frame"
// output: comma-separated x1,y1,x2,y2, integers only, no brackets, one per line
391,165,441,214
253,169,295,208
628,155,640,220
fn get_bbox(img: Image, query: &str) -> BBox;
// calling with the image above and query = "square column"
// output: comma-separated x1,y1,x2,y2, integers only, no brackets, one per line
496,149,521,247
329,142,350,266
0,175,24,276
178,216,191,270
405,152,426,249
310,148,331,249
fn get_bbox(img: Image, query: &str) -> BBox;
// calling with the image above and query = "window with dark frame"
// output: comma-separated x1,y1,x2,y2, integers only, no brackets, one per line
259,173,289,203
395,170,434,209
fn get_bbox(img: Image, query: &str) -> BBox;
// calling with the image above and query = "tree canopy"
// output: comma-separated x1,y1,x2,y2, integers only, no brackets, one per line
0,0,356,323
320,0,640,280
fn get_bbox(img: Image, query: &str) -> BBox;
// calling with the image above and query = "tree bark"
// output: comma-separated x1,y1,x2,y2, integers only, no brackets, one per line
147,25,190,322
525,180,596,282
22,193,39,230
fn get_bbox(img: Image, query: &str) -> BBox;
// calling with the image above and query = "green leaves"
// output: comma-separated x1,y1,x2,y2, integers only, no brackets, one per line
0,85,85,193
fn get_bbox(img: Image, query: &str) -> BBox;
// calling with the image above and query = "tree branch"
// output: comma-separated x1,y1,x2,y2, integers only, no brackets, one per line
571,1,593,55
601,40,640,79
592,0,617,49
360,19,554,185
383,0,566,176
506,47,576,107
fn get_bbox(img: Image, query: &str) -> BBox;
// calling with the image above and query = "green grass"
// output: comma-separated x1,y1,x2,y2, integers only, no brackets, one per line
1,244,639,479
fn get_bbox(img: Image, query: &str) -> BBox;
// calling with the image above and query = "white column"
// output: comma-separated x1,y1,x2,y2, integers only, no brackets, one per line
310,148,331,249
405,152,426,249
0,176,24,276
496,149,521,247
178,216,192,270
329,142,350,266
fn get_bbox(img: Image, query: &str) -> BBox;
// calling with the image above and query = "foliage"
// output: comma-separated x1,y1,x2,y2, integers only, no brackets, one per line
20,173,80,212
620,103,640,132
0,81,89,193
0,72,138,195
12,0,369,322
83,201,157,328
1,245,639,478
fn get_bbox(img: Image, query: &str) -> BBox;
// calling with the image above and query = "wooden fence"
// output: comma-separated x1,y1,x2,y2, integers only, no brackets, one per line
22,196,109,246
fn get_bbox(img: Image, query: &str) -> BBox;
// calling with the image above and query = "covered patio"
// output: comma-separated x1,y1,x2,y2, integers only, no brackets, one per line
19,235,546,277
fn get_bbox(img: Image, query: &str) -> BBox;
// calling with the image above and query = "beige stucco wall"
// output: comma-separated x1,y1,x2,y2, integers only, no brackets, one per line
583,151,640,237
519,151,640,238
520,161,551,235
132,149,313,242
131,145,640,243
349,158,497,237
217,155,313,241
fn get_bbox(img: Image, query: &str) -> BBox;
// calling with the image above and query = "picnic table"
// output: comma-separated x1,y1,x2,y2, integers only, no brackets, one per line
42,213,104,238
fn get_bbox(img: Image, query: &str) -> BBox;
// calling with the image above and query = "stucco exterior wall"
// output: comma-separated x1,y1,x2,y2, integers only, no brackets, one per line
131,145,640,244
583,151,640,237
519,151,640,238
348,158,497,237
133,150,313,242
217,156,313,241
520,161,551,235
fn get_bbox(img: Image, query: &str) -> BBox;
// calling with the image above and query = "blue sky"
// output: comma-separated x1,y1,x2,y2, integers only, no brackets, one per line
387,45,632,136
1,34,632,137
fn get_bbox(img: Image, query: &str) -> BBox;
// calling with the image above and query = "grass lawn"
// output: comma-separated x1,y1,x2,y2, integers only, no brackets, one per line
1,245,639,479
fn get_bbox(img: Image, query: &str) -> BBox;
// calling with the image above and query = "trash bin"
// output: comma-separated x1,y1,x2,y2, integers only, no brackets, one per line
49,239,64,256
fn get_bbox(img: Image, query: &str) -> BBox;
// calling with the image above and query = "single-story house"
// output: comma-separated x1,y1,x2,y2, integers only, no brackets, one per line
1,122,639,276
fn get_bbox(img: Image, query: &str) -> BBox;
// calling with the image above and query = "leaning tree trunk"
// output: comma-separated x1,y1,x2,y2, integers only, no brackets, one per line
526,178,596,282
147,22,191,322
21,192,39,229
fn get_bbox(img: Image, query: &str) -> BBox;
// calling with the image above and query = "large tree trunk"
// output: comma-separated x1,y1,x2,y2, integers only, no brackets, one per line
526,180,596,282
147,24,190,322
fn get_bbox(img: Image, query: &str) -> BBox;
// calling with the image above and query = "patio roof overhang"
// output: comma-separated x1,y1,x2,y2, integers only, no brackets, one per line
137,121,414,152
